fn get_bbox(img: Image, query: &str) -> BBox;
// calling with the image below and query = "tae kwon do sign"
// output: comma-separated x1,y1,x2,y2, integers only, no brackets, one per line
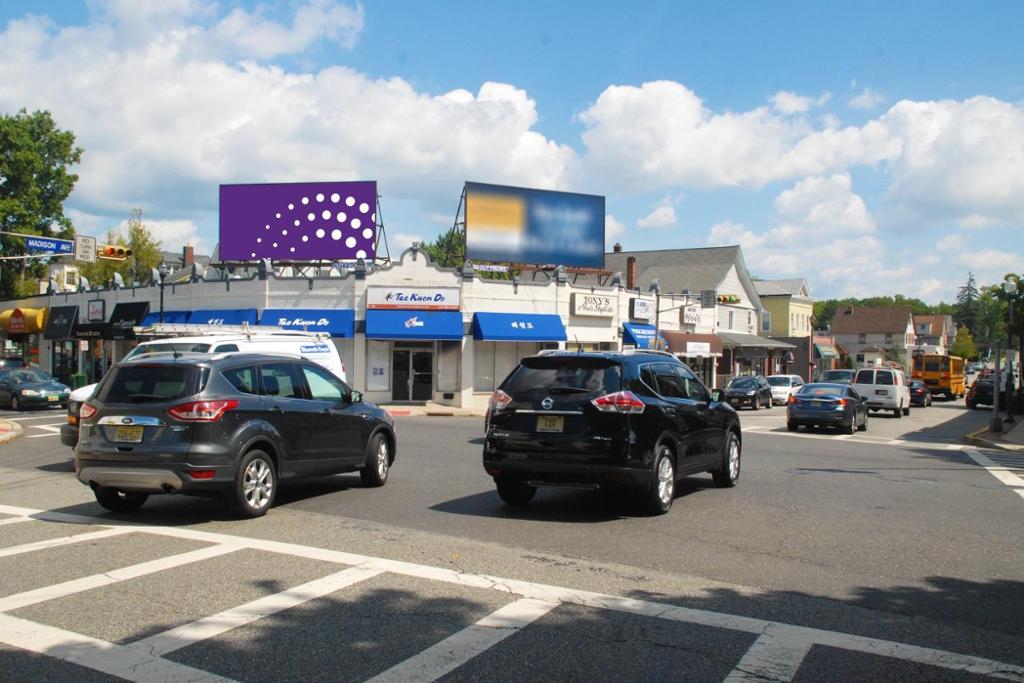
572,293,615,318
367,286,461,311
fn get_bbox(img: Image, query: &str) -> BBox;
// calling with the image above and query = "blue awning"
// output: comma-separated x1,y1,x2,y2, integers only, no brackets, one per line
190,309,258,326
472,312,567,342
623,322,662,349
260,309,355,337
141,310,190,325
365,310,463,340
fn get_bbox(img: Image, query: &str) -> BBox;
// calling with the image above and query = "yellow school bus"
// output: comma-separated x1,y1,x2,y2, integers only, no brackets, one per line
911,354,965,399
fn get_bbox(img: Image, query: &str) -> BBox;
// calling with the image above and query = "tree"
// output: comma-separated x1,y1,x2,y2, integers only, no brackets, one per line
950,326,977,360
78,209,163,287
974,287,1006,357
421,227,464,269
0,109,82,298
954,272,979,334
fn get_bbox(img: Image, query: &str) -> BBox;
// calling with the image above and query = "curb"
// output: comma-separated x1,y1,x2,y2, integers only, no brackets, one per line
964,425,1024,452
384,409,485,419
0,419,24,445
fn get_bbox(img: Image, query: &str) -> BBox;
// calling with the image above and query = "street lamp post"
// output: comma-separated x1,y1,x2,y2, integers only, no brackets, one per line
1004,279,1018,422
158,262,168,323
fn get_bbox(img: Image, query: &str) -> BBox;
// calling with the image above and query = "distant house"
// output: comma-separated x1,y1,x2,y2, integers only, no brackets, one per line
913,315,955,354
160,246,211,284
830,306,916,369
753,279,814,338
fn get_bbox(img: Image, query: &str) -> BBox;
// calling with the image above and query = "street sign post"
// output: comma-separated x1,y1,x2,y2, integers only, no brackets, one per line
74,235,97,263
25,236,74,255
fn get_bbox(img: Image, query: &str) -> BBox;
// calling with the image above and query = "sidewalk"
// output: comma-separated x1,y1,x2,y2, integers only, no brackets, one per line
966,417,1024,452
0,419,22,444
379,401,486,418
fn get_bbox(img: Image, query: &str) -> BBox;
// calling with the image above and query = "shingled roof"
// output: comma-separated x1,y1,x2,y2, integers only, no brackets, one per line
604,245,763,309
913,315,949,336
830,306,914,334
754,278,812,298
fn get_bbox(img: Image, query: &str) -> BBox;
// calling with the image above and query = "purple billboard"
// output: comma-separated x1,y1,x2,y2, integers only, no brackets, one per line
219,181,377,261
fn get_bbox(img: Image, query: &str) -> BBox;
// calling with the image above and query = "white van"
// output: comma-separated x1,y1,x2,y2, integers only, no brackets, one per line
852,367,911,417
767,374,805,405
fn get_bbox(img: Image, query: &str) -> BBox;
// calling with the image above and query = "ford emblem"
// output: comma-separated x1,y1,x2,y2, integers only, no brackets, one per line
541,397,553,410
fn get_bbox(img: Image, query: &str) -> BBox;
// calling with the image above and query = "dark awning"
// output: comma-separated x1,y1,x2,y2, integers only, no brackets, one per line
661,331,723,357
814,343,838,359
73,321,107,339
44,305,78,340
105,302,151,340
718,331,796,350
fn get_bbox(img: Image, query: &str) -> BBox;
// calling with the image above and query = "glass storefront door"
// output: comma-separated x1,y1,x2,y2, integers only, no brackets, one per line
391,346,434,401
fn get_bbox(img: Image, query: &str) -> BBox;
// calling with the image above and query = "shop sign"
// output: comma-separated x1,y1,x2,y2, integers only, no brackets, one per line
738,348,767,360
573,293,615,318
686,341,711,357
367,286,460,311
275,315,331,329
9,310,25,334
681,306,702,326
700,289,717,309
629,297,654,321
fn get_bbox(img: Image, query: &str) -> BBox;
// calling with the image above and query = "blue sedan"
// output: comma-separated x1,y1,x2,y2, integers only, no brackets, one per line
786,383,868,435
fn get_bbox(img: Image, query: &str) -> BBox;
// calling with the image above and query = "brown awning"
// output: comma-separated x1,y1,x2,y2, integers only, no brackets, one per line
661,331,723,357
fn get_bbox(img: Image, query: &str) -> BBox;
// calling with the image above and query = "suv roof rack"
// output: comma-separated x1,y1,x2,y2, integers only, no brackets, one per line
131,322,329,339
621,348,676,358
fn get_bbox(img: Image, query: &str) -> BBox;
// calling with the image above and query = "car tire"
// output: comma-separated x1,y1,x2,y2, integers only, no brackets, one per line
845,417,856,435
903,404,911,416
752,399,759,411
359,433,390,487
93,486,148,513
643,445,676,515
967,400,976,409
858,414,868,431
712,431,741,488
766,398,772,410
893,406,902,418
495,478,536,506
232,449,277,518
787,422,798,432
10,394,19,411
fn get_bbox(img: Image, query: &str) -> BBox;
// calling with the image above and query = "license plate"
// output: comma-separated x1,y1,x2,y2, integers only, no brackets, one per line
875,390,887,395
812,400,821,407
114,426,144,443
536,416,564,433
48,395,59,402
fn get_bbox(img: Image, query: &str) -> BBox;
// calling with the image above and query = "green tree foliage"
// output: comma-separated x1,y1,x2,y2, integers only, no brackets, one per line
0,109,82,298
954,271,979,333
421,227,464,269
950,326,977,360
974,287,1006,355
78,209,163,287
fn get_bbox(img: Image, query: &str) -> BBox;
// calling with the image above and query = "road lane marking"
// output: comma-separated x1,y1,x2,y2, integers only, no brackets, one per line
4,414,68,422
129,566,384,657
0,613,235,683
747,428,969,451
0,504,1022,681
366,598,558,683
724,624,816,682
0,527,133,559
0,516,34,527
0,544,239,612
964,448,1024,501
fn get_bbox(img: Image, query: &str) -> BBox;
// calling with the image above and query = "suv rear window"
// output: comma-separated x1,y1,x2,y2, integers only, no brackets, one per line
854,370,874,384
875,370,894,385
503,357,621,400
97,365,208,403
767,376,791,386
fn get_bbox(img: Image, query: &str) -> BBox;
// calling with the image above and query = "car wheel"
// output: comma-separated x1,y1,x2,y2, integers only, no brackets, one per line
766,397,772,410
858,413,868,431
10,394,19,411
644,445,676,515
360,433,390,487
845,417,856,435
967,401,977,409
893,406,902,418
787,422,798,432
752,399,759,411
93,486,148,513
903,404,911,416
232,449,276,518
712,431,741,488
495,477,536,506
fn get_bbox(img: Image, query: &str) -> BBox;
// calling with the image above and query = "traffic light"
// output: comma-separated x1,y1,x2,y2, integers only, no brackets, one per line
98,245,132,260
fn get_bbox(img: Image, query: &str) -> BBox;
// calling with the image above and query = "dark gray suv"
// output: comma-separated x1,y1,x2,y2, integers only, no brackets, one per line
75,353,396,517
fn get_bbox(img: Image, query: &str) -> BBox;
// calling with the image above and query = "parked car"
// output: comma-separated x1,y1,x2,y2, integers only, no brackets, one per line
61,328,347,449
75,353,395,517
0,357,25,368
767,375,804,405
61,384,94,447
852,367,911,417
0,368,70,410
723,375,773,410
819,369,855,384
786,383,868,434
966,376,1004,409
908,379,933,407
482,350,742,515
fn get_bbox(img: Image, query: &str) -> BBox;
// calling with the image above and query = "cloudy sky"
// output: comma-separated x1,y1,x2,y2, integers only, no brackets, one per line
2,0,1022,303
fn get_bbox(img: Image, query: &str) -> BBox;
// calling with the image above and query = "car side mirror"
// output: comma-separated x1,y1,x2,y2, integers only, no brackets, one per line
349,390,362,404
711,389,723,403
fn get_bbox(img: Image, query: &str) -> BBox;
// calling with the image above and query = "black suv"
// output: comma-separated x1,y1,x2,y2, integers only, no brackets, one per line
483,351,742,515
76,353,396,517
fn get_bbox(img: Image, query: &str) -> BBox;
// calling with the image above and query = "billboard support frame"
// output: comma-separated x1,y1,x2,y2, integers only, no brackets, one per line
442,185,467,268
373,190,392,264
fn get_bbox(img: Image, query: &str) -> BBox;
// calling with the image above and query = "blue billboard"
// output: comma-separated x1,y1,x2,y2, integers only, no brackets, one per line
26,236,73,254
464,182,605,268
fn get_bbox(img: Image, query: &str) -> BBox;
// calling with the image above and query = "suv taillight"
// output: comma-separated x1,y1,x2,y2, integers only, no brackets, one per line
592,391,645,414
167,399,238,422
79,403,97,420
489,390,513,411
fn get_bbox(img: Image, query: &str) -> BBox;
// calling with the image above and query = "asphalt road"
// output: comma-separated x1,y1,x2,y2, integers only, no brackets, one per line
0,400,1022,681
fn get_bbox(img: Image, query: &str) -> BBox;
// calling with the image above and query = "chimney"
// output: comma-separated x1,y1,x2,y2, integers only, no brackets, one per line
183,244,194,267
626,256,637,290
613,243,622,253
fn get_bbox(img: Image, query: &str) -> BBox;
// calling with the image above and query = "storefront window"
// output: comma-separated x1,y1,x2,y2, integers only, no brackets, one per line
474,341,544,392
474,342,495,392
436,340,460,393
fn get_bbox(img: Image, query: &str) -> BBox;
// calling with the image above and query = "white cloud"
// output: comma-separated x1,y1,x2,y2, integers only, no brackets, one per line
111,217,208,256
605,214,626,247
771,90,830,114
391,232,424,252
636,205,677,229
849,87,884,110
211,0,365,59
773,173,875,235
